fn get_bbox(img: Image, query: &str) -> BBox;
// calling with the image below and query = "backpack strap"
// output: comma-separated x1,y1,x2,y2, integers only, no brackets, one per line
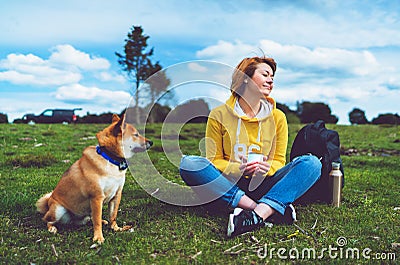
313,120,326,130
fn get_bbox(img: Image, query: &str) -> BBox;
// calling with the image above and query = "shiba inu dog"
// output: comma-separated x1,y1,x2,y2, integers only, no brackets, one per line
36,114,152,244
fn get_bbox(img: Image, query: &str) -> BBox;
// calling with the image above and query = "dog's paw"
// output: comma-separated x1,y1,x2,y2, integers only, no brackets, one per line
92,235,105,244
48,225,58,234
111,224,132,232
102,220,108,226
121,225,132,231
82,216,91,225
111,224,122,231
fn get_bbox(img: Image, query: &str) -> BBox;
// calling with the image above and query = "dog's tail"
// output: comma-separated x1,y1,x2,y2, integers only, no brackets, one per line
36,192,52,214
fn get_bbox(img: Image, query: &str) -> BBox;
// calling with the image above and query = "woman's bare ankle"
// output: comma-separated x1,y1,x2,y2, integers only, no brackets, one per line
254,203,275,220
237,195,258,210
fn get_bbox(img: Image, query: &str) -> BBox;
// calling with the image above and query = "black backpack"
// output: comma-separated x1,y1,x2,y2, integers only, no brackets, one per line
290,120,344,204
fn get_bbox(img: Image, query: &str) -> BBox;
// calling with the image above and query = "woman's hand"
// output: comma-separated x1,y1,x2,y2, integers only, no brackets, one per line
239,155,270,177
253,156,271,177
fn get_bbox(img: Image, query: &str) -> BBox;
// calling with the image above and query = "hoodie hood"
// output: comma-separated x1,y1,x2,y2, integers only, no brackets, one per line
224,94,276,148
225,94,276,122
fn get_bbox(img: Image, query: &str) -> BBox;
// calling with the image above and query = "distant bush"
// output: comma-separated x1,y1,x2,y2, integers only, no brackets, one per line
349,108,369,124
371,113,400,125
277,103,300,123
165,99,210,123
12,118,25,124
297,101,338,124
8,153,58,168
146,103,171,123
78,113,114,123
0,113,8,123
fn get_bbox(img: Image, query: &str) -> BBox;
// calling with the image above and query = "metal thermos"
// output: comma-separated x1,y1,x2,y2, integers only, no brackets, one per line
330,162,343,207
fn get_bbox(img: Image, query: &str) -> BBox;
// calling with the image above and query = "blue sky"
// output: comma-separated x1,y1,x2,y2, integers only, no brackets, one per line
0,0,399,124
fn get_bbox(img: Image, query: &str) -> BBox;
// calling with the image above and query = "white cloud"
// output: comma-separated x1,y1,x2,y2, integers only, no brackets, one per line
195,39,400,124
54,84,130,106
49,44,110,71
0,44,114,86
0,69,80,86
259,40,381,76
2,0,399,50
196,40,255,65
96,71,126,83
0,53,81,85
187,62,208,73
196,39,382,77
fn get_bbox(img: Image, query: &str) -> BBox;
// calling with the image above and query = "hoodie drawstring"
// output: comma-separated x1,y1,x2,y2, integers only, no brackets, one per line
257,122,262,142
236,118,242,145
236,118,262,145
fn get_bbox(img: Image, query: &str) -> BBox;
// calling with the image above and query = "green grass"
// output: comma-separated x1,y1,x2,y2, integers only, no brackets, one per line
0,123,399,264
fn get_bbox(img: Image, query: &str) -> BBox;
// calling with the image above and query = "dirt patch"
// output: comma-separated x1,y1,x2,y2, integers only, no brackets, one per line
341,147,400,157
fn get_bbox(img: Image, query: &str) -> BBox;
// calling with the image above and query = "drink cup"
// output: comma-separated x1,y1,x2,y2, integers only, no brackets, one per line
247,152,263,163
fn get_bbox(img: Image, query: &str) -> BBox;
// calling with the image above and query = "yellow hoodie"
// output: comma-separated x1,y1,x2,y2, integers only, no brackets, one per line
206,94,288,179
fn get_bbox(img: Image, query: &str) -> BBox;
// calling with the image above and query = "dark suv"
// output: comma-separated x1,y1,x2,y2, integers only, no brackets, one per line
22,108,82,124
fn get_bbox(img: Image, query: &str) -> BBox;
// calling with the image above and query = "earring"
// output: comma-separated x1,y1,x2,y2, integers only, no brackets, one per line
244,79,248,84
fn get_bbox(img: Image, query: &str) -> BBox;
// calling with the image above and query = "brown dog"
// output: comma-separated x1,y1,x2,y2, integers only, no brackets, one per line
36,114,152,244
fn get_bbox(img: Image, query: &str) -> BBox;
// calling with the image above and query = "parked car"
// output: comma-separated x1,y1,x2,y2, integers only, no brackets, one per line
22,108,82,124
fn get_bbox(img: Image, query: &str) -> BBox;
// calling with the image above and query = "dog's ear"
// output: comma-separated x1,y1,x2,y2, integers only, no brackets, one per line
120,113,127,131
112,114,124,136
112,114,120,123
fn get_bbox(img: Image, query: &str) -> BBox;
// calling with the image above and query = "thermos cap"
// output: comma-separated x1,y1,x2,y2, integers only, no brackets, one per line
331,162,341,169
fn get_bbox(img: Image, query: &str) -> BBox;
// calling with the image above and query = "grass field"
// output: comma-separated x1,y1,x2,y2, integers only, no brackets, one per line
0,123,399,264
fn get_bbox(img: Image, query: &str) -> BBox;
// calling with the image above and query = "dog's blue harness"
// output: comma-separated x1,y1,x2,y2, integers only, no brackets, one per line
96,146,128,170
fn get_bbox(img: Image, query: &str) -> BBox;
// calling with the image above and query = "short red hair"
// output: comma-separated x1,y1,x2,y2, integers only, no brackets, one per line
231,56,277,97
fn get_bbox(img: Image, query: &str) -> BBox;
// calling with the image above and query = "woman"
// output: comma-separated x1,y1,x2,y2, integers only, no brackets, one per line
180,56,321,237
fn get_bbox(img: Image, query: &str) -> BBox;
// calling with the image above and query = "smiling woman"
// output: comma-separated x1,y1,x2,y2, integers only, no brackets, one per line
178,56,322,237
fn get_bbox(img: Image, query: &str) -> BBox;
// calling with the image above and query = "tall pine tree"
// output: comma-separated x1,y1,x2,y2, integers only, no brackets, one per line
116,26,160,124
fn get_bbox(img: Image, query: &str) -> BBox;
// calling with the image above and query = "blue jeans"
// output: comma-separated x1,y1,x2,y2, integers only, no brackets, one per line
179,155,321,215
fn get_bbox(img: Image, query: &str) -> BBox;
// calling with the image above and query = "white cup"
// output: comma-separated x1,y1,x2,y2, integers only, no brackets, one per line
247,152,263,163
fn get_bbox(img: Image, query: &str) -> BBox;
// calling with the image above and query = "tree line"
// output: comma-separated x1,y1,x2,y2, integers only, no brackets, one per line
126,100,400,125
1,102,398,125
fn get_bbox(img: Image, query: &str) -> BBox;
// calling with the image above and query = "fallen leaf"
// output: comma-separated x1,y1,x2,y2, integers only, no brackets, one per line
90,243,99,249
19,137,33,141
191,251,202,259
